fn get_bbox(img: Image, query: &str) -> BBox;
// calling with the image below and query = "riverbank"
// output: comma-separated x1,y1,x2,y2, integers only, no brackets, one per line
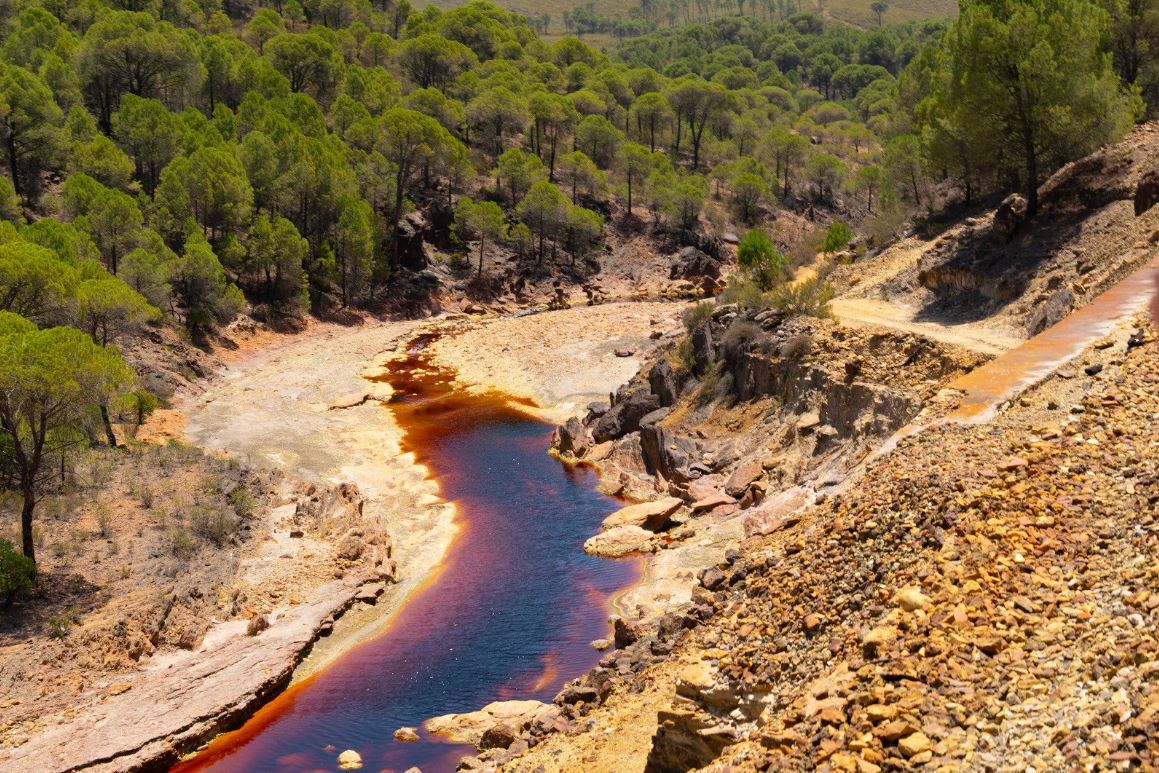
0,302,687,772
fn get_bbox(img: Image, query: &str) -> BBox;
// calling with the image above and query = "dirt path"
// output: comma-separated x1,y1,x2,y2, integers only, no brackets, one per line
830,297,1023,355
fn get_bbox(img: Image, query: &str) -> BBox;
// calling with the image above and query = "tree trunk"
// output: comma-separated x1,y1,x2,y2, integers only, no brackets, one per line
1023,124,1038,217
626,173,633,218
5,133,21,198
478,237,485,277
100,403,118,448
20,491,35,563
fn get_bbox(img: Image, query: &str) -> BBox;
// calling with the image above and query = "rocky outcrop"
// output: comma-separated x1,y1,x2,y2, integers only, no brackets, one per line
592,386,661,443
1135,169,1159,216
426,700,561,747
0,572,381,773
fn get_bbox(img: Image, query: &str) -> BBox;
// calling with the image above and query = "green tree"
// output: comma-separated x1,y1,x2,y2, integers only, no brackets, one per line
265,32,344,104
332,196,375,307
619,142,654,218
112,95,182,194
0,325,134,563
871,1,889,26
558,150,604,204
467,87,530,156
666,79,733,169
62,174,143,273
398,33,477,89
853,164,884,212
75,11,200,132
529,92,576,178
0,538,35,608
630,92,673,153
453,197,507,276
0,63,64,199
737,229,787,290
493,148,546,206
516,180,571,263
575,115,622,169
244,213,308,312
172,237,244,338
0,243,78,323
924,0,1140,216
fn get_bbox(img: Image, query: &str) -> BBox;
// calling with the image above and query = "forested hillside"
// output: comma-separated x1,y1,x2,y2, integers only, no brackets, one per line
0,0,1155,581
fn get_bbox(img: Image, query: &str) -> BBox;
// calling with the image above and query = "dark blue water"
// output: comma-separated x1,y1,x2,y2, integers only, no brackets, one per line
174,348,636,773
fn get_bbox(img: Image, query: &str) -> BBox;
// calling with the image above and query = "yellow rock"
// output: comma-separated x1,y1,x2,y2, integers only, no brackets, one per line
894,586,933,612
337,749,363,770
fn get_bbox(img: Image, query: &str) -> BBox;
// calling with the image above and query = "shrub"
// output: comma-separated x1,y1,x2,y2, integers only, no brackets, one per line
671,336,697,374
47,609,80,638
821,222,854,254
682,300,714,332
0,539,35,608
737,229,788,290
190,505,238,545
722,320,762,358
94,504,113,538
768,277,835,318
171,528,196,558
719,275,765,309
781,333,814,359
228,486,255,518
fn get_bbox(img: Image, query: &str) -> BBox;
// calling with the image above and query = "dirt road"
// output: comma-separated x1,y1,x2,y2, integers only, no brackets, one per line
830,297,1023,355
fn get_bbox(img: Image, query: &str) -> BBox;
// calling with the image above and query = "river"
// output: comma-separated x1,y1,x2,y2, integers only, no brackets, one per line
173,336,639,773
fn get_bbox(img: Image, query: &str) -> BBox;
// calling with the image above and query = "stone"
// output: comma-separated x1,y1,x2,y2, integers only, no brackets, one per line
894,586,933,612
592,388,662,442
898,732,931,758
590,638,612,651
699,567,726,591
993,193,1028,242
478,723,517,750
426,700,558,747
394,727,420,742
1085,363,1104,376
354,583,385,603
649,359,681,407
797,411,822,433
1136,169,1159,216
601,497,683,531
337,749,363,769
725,459,764,498
691,492,736,512
245,615,269,637
614,348,635,358
552,416,590,458
583,525,653,557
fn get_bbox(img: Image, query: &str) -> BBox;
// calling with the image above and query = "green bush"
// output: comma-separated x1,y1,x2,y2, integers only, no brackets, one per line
228,485,255,518
737,229,788,290
768,277,836,318
47,609,80,638
0,539,35,608
821,222,854,254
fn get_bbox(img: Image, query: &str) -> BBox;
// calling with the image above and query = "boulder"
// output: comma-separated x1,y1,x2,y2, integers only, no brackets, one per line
690,324,714,376
742,487,811,538
602,497,683,531
992,193,1028,243
592,389,661,443
1136,169,1159,216
478,723,517,750
724,459,764,498
394,727,420,742
648,359,681,407
395,211,431,270
584,525,653,557
670,247,722,281
552,416,590,458
426,700,558,747
337,749,363,770
1028,288,1074,335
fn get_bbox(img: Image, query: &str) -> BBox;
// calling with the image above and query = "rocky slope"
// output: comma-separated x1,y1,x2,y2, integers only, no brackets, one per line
832,121,1159,341
481,311,1158,773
